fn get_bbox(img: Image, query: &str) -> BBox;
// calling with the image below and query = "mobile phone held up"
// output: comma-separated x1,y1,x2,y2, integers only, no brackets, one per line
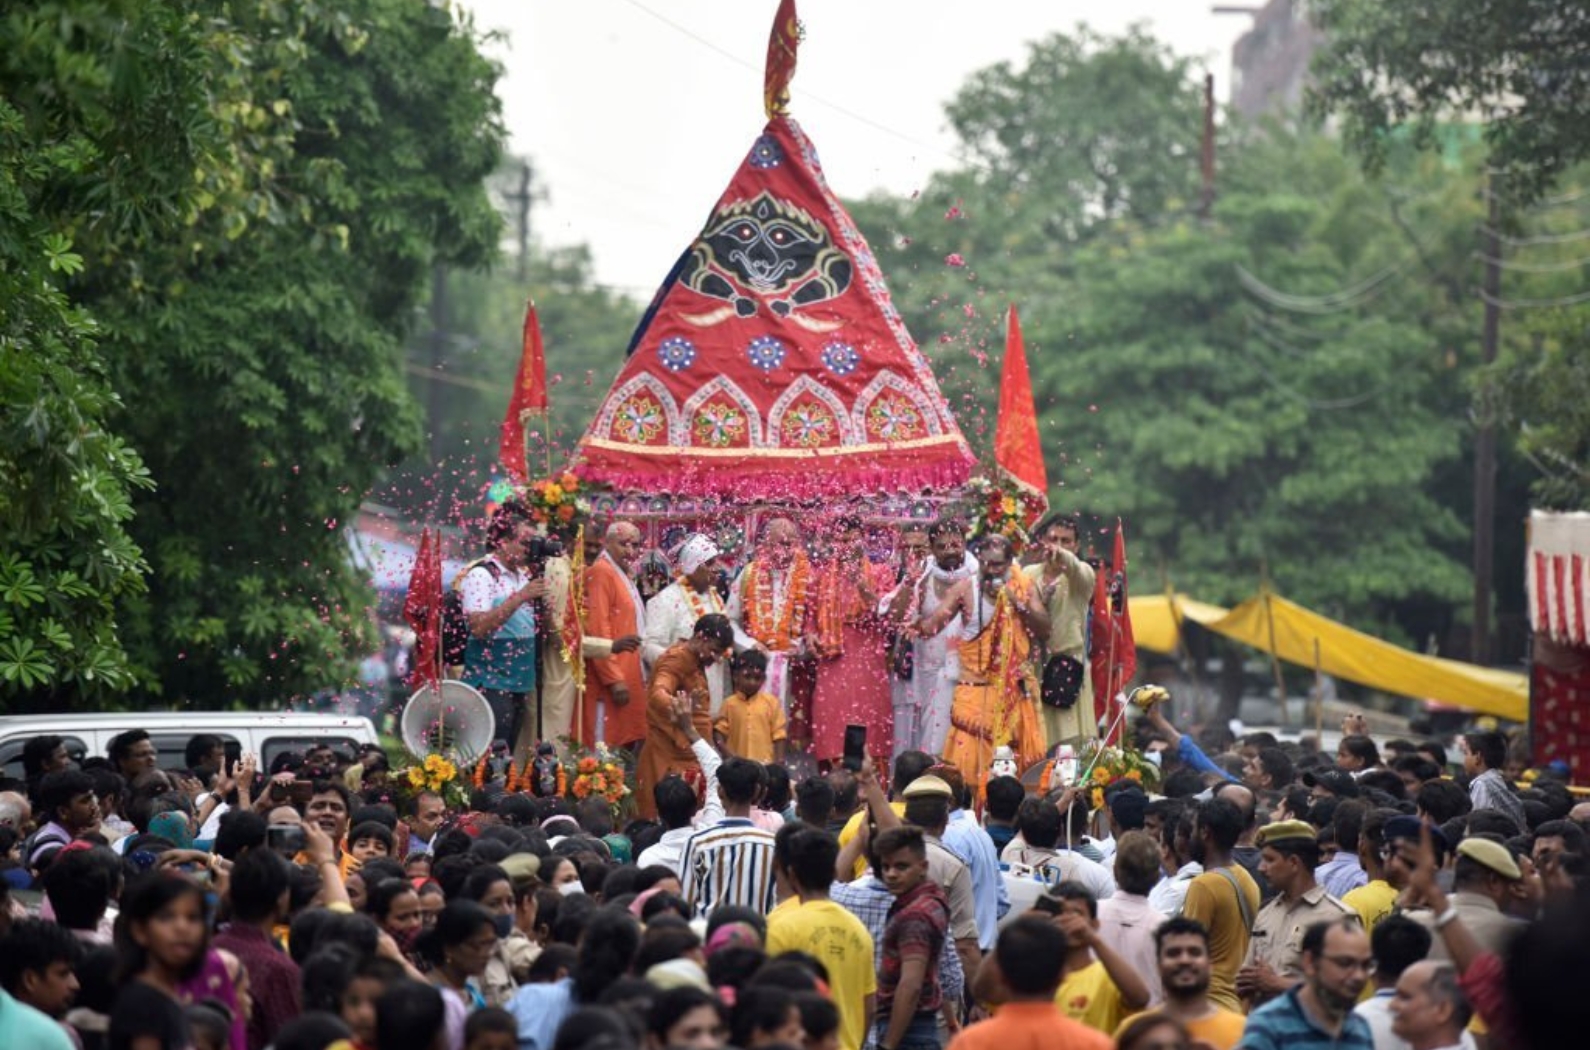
267,824,306,856
842,724,867,773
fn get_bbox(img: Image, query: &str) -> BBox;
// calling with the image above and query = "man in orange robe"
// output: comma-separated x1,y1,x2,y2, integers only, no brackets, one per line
635,614,735,819
582,520,648,750
918,534,1050,791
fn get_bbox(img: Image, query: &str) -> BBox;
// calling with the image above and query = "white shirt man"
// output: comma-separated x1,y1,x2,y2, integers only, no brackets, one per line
881,524,975,757
643,534,727,714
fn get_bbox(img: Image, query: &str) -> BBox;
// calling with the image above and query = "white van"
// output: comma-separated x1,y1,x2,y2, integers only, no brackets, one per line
0,712,380,780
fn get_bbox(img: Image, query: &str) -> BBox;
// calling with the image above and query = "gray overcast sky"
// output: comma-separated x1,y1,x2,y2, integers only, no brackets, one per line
459,0,1253,297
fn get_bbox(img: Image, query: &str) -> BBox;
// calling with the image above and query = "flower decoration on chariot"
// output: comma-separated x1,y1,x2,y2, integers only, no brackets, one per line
820,341,860,377
656,336,697,372
867,393,923,441
746,335,788,372
693,403,748,447
614,394,665,444
784,403,835,447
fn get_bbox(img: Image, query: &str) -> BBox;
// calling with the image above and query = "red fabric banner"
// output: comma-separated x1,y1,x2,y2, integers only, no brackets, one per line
764,0,800,119
572,113,973,500
994,304,1048,519
1090,521,1137,742
500,303,549,482
403,528,442,688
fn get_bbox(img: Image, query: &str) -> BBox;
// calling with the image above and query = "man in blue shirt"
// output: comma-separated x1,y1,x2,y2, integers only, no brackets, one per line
1239,917,1375,1050
459,502,548,752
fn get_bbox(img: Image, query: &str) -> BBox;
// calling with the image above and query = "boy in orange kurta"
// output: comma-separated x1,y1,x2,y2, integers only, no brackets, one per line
636,615,735,819
582,522,648,748
713,649,788,763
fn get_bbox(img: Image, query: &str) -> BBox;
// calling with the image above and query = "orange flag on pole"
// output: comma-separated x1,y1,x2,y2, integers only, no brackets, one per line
500,302,550,482
403,528,443,688
995,305,1048,521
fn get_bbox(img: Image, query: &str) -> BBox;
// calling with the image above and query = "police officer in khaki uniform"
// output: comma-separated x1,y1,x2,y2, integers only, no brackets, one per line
1237,819,1358,1009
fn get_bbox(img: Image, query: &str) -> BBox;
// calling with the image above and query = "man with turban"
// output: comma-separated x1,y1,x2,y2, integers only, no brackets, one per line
644,534,728,715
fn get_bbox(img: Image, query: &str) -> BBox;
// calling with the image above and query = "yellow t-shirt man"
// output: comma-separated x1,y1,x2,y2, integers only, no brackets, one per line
1054,960,1128,1035
1342,878,1399,937
766,898,877,1050
1180,865,1261,1013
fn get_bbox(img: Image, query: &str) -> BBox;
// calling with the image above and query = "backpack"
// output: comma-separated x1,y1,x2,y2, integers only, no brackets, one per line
441,558,499,667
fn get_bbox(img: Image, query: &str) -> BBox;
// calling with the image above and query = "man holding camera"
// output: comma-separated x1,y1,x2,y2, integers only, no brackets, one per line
461,503,548,753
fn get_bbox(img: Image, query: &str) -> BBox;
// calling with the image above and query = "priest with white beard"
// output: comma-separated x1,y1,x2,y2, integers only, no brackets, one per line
883,518,977,758
643,533,728,714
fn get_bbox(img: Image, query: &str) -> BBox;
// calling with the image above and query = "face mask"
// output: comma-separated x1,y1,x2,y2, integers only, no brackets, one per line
557,880,585,898
492,913,514,939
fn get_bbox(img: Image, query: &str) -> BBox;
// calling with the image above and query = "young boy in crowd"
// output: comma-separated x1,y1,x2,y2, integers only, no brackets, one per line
348,822,395,863
713,650,787,763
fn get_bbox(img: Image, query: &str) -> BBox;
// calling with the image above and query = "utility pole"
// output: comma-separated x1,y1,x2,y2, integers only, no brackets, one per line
1472,171,1502,664
502,159,533,284
1199,73,1216,220
426,263,448,464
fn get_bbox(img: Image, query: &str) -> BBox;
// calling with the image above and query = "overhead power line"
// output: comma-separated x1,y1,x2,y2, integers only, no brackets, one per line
1476,286,1590,310
1234,260,1406,313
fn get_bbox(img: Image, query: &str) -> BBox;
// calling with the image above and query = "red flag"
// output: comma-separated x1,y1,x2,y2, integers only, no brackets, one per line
994,305,1048,523
1089,520,1137,742
764,0,801,119
403,528,443,688
500,302,549,482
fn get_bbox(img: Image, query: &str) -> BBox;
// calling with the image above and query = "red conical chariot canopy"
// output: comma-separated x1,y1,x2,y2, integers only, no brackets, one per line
571,0,973,501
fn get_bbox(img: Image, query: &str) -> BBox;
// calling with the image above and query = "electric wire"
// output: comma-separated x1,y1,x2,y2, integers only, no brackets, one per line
1234,259,1406,313
1476,286,1590,309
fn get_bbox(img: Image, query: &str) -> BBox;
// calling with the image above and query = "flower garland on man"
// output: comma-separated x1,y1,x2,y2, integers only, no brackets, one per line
642,534,728,714
725,516,813,741
915,533,1051,796
808,515,897,763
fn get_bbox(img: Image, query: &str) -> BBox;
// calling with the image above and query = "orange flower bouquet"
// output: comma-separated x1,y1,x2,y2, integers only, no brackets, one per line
522,472,591,528
564,743,632,816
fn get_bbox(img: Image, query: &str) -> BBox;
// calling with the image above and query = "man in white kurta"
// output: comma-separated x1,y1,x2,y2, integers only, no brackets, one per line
883,520,976,758
643,534,728,715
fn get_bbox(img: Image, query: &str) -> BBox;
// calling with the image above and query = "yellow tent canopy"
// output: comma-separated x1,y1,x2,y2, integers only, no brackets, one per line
1130,591,1527,722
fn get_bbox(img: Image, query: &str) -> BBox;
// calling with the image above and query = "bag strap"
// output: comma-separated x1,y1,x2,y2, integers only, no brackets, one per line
451,556,500,593
1212,866,1255,931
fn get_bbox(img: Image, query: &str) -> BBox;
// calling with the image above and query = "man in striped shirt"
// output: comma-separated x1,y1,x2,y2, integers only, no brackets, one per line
679,755,778,917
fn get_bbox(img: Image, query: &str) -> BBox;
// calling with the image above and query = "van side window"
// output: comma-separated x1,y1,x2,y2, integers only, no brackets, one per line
0,736,89,781
149,734,241,773
263,737,360,775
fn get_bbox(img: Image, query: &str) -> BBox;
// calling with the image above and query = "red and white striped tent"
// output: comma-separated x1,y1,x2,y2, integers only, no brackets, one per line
1528,510,1590,781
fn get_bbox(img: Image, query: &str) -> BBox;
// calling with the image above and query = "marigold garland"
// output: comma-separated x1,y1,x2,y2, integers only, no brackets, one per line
741,553,810,650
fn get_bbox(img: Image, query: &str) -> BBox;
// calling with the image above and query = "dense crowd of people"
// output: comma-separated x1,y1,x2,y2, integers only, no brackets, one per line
0,702,1587,1050
2,509,1588,1050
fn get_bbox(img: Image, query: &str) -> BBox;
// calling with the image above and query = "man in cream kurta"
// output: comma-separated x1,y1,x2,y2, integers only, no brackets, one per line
1023,514,1099,752
515,536,641,759
644,534,728,715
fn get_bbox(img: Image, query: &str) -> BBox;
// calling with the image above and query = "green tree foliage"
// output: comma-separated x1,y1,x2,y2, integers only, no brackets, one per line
850,30,1499,641
384,234,640,523
1308,0,1590,205
0,1,217,700
97,0,505,704
2,0,506,707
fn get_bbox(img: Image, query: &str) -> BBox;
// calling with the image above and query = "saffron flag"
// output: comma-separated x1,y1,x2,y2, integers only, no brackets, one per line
403,528,443,688
1090,520,1137,742
994,304,1048,522
500,302,550,482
